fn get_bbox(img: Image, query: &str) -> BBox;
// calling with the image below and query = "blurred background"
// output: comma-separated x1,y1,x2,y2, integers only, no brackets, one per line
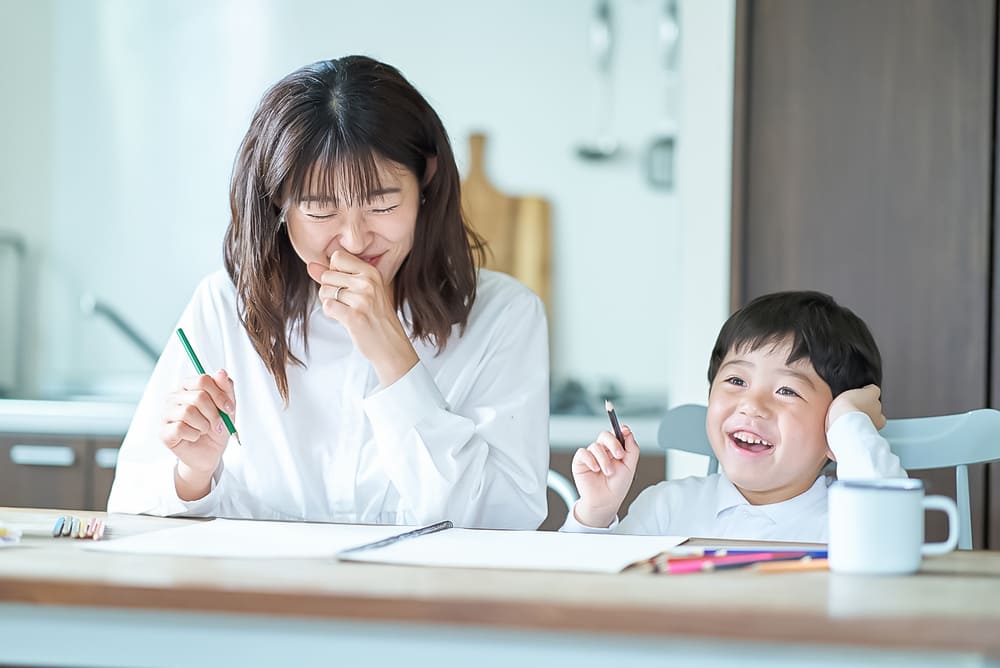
0,0,733,410
0,0,734,527
5,0,998,546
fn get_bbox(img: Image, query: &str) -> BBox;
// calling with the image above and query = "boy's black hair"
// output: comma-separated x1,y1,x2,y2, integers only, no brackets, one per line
707,291,882,397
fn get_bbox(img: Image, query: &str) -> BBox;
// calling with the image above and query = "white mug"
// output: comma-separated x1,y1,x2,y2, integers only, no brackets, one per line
828,478,959,575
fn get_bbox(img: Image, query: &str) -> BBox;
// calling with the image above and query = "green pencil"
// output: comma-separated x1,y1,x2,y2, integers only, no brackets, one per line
175,328,240,445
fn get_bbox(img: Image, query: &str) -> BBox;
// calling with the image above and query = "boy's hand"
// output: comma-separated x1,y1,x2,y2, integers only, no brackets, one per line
571,425,640,528
826,384,886,460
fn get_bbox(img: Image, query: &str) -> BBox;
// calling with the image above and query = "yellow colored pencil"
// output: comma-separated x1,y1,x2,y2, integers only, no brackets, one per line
754,558,829,573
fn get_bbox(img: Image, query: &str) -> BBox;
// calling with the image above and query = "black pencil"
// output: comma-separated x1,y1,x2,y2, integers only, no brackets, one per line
605,399,625,446
337,520,454,557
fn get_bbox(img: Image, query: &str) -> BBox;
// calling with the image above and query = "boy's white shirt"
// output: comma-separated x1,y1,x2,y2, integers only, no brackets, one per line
561,411,907,542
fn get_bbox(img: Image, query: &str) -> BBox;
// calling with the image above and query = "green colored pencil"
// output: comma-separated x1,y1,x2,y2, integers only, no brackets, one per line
175,328,240,445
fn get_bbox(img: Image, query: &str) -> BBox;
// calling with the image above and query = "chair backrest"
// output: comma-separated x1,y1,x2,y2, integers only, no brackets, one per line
658,404,718,474
547,469,579,514
658,403,1000,549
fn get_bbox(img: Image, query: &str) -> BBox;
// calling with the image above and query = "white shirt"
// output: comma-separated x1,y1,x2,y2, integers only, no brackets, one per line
562,412,907,542
107,268,550,529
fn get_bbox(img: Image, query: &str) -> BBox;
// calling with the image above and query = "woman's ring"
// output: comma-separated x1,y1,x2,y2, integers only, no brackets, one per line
335,286,345,302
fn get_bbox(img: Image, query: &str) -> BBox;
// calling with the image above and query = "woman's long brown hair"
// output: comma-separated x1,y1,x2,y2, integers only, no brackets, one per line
224,56,484,403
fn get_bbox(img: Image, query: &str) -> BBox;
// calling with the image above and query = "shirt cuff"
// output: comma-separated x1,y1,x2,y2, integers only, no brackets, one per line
827,410,873,449
828,410,907,479
363,361,447,440
162,460,224,517
559,501,620,533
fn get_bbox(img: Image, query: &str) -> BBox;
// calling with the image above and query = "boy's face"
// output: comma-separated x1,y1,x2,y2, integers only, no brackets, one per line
706,338,833,505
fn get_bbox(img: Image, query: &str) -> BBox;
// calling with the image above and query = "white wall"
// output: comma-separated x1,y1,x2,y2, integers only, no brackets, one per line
670,0,735,407
0,0,733,408
0,0,53,396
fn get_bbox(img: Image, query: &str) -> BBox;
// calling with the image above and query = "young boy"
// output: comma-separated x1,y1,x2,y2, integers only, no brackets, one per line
563,291,907,542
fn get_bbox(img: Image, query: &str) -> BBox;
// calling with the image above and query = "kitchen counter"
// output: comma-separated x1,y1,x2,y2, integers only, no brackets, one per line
0,400,136,437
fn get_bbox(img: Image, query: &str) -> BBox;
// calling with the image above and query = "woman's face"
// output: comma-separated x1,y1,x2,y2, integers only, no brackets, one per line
284,158,420,289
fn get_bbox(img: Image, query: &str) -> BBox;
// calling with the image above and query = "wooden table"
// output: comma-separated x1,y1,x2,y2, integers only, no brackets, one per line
1,507,998,668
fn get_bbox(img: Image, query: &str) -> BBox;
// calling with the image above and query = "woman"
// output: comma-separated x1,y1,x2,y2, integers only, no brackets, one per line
107,56,549,529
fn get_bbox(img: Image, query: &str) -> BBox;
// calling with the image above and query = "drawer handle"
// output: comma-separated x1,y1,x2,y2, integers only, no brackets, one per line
94,447,119,469
10,444,76,467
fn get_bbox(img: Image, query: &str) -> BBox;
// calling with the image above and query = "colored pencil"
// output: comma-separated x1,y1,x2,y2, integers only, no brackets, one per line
175,328,240,445
701,548,828,559
655,552,809,574
753,558,829,573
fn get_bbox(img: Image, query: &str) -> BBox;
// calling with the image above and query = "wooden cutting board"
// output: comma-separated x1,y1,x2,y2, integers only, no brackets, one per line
461,133,552,309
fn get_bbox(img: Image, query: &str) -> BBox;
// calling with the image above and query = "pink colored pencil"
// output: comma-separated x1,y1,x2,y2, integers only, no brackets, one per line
659,552,808,574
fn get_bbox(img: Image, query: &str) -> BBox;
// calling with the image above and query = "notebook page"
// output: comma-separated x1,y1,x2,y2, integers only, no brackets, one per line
82,518,416,559
339,528,687,573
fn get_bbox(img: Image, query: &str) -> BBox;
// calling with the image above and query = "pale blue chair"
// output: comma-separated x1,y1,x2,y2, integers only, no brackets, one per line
658,404,1000,549
547,469,579,512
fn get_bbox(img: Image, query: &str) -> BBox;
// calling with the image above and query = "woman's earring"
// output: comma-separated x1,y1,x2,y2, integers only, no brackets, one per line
278,216,286,226
420,196,426,205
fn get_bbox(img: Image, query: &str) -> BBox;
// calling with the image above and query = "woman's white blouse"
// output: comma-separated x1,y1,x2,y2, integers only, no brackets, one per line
107,269,550,529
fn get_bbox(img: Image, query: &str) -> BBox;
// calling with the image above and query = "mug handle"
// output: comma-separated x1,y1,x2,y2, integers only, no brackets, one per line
921,494,959,556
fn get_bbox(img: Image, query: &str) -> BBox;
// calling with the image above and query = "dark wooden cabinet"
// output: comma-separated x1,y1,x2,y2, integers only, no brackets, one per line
0,435,89,510
0,434,121,511
732,0,998,547
89,438,120,511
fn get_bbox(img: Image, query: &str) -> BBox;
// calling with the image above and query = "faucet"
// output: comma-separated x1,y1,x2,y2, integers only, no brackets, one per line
79,293,160,364
0,231,27,397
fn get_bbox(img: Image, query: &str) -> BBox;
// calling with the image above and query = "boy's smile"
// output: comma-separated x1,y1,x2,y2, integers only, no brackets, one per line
706,337,834,505
729,429,775,454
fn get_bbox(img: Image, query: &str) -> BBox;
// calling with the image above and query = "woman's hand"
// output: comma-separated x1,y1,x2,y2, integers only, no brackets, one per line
160,370,235,500
307,250,419,387
571,426,640,528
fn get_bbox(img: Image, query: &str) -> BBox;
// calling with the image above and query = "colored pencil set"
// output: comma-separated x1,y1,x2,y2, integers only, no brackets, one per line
51,515,107,541
634,550,829,574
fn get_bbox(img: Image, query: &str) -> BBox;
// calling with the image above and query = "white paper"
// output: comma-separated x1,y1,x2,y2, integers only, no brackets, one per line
82,518,419,559
339,528,687,573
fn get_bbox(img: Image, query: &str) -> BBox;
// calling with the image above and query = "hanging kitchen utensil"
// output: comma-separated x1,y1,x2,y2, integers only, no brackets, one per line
576,0,620,161
645,0,680,189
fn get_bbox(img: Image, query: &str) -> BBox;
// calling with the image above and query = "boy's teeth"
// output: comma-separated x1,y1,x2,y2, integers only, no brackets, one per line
733,431,773,446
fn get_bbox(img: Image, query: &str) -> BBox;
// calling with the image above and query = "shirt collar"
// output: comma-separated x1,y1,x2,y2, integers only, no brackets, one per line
715,473,749,515
715,473,828,523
